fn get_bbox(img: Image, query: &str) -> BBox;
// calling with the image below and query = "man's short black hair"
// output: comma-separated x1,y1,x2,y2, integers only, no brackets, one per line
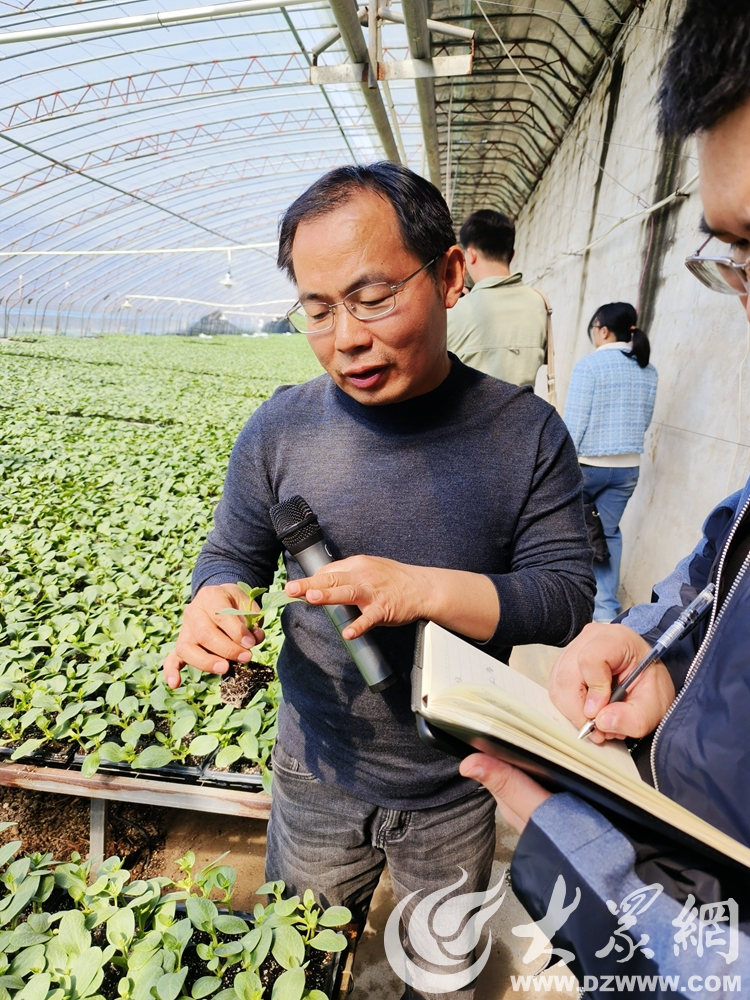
658,0,750,137
277,162,456,282
458,210,515,264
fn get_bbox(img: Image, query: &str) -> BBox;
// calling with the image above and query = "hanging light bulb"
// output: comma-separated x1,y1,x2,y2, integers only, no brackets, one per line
122,299,132,309
219,248,233,288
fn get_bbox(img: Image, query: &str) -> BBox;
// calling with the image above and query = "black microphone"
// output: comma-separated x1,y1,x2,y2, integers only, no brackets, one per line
269,495,395,693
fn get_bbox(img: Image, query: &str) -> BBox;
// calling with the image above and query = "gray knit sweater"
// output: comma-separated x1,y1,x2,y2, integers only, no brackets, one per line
193,358,595,809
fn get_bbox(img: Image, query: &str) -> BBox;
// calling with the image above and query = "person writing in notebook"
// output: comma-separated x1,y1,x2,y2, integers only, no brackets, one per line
461,0,750,990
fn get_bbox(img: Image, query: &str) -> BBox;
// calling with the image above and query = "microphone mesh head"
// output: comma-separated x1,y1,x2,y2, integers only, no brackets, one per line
269,495,321,549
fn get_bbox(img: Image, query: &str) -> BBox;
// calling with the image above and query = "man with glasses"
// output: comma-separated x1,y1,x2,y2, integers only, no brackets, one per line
461,0,750,989
163,163,595,998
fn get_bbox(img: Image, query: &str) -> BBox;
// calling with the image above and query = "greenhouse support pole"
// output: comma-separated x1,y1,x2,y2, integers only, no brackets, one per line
401,0,441,186
327,0,401,163
89,799,108,861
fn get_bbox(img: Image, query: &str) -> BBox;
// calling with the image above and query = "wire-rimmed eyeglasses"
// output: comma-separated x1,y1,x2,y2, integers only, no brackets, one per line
286,255,442,334
685,236,750,296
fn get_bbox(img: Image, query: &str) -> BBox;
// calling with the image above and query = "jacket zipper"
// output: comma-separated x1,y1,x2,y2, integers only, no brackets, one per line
650,495,750,790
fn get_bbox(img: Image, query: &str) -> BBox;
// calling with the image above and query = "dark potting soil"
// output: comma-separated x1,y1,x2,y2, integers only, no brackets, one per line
219,663,275,709
0,788,169,879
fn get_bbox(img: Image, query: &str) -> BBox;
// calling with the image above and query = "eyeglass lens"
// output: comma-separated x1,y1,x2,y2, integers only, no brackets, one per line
289,282,397,333
687,258,749,296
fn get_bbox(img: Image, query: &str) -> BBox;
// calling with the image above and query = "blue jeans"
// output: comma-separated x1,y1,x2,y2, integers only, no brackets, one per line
266,740,497,1000
581,464,640,621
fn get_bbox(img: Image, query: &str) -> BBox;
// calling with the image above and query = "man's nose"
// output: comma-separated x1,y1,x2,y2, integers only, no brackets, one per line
333,305,373,352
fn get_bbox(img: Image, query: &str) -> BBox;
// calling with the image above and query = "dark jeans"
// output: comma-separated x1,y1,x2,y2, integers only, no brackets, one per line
266,740,497,999
581,464,640,621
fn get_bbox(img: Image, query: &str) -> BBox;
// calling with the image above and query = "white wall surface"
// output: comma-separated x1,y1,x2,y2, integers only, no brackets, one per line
512,0,750,606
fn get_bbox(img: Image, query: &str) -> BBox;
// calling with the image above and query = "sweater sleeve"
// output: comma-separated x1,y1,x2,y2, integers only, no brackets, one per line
191,403,282,597
511,794,750,998
563,359,594,453
483,407,595,650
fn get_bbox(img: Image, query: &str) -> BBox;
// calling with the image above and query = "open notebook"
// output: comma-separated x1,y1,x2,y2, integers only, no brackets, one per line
412,621,750,871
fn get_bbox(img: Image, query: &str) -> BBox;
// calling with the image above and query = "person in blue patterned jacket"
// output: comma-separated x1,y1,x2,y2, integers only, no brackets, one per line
564,302,658,621
461,2,750,997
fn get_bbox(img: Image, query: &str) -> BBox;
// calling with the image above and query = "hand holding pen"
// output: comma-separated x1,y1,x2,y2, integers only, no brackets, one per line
577,584,716,741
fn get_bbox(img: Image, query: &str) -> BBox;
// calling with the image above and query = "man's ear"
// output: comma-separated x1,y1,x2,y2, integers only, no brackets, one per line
465,246,478,267
442,246,466,308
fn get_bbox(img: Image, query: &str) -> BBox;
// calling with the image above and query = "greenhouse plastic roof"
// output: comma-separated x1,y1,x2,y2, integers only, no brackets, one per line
0,0,642,334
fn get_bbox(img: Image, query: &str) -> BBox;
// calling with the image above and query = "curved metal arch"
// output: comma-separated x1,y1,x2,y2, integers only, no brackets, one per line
472,33,591,93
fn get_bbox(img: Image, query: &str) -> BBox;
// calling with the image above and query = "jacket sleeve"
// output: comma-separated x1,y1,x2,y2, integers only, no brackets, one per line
563,359,594,453
511,793,750,999
618,490,741,691
191,403,282,597
483,407,595,651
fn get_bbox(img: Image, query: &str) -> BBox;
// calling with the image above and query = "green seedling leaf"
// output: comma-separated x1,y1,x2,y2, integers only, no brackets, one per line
185,896,218,934
232,972,263,1000
8,944,45,978
171,713,196,742
305,991,330,1000
237,584,267,602
70,945,106,997
134,746,175,769
0,876,40,927
0,823,17,834
309,929,347,952
256,880,285,897
10,738,44,761
186,734,219,757
106,905,135,951
0,841,22,870
213,940,243,957
212,915,249,935
80,716,109,738
271,924,305,970
7,923,50,951
106,680,126,707
261,592,305,612
274,896,300,918
191,977,222,999
154,967,188,1000
12,973,50,1000
213,744,243,769
303,889,315,909
80,751,100,777
317,906,352,928
270,967,305,1000
99,742,129,763
58,909,91,957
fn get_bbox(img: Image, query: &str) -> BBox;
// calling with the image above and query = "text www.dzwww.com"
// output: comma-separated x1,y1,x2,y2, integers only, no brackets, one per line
510,974,742,993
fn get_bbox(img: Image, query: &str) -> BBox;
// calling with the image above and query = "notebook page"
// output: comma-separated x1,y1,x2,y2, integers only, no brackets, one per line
424,623,572,730
423,623,639,778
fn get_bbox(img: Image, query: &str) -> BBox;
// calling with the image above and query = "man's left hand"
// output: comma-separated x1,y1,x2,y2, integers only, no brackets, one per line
285,555,501,642
460,754,551,834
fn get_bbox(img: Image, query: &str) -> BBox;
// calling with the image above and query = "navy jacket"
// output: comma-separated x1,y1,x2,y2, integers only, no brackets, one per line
511,477,750,999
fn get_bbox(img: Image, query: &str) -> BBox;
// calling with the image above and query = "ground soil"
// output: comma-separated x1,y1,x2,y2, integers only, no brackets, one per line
0,787,169,878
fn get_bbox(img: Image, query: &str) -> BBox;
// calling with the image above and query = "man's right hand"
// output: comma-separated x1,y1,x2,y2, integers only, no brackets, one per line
549,622,675,744
161,584,264,690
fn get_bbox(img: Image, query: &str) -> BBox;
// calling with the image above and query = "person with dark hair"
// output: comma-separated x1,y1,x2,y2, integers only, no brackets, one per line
564,302,658,621
446,208,548,386
460,0,750,992
162,161,595,999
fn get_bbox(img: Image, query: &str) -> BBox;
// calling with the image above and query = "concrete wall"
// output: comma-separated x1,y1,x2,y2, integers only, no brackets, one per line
512,0,750,606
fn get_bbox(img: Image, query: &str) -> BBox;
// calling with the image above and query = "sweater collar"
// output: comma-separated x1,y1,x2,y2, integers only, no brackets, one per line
331,354,476,428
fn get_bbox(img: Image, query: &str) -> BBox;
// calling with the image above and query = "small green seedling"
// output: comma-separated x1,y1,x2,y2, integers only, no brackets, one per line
217,584,304,630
